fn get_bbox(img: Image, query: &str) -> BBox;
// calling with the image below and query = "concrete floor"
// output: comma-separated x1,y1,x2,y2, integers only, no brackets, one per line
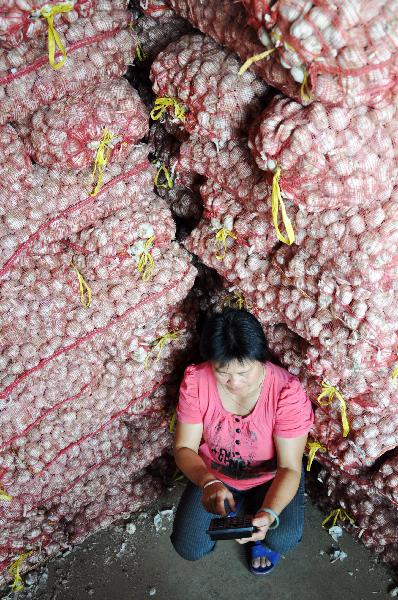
2,481,397,600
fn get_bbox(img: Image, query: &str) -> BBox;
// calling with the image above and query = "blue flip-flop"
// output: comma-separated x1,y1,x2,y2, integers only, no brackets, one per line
249,541,281,576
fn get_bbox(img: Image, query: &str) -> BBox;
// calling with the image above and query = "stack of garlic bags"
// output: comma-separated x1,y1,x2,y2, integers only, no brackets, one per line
146,0,398,567
0,1,198,589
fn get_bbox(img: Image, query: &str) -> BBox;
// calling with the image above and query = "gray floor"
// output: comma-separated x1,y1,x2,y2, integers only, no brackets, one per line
2,482,397,600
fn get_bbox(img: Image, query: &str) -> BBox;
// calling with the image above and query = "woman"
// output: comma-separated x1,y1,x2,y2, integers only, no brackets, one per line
170,308,314,575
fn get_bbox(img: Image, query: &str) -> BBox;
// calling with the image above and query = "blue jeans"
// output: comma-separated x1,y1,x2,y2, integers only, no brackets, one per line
170,466,305,561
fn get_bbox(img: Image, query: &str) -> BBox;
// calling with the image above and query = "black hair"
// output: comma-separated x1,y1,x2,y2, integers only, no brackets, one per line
199,308,274,366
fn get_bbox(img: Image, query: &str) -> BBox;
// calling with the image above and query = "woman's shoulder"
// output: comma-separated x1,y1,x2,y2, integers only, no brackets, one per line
183,361,212,379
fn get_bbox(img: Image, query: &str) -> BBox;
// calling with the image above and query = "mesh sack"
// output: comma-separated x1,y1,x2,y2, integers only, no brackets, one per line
0,0,96,49
249,92,398,212
0,143,154,279
373,449,398,507
311,465,398,566
134,13,193,64
150,32,268,146
242,0,398,108
0,7,134,125
167,0,301,101
15,78,149,170
0,123,32,195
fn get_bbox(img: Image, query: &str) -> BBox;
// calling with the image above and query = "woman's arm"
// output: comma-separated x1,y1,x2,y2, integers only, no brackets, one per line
236,433,308,544
174,421,236,515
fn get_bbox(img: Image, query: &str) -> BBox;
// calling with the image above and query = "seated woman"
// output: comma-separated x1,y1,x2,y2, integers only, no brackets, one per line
170,307,314,575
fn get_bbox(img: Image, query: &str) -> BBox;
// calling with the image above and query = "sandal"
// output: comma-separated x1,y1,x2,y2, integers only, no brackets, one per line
249,541,280,576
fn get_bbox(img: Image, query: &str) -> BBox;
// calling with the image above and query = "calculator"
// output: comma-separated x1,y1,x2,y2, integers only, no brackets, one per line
206,514,255,540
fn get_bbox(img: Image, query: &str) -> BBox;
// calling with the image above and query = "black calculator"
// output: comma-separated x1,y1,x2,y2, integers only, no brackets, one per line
206,514,255,540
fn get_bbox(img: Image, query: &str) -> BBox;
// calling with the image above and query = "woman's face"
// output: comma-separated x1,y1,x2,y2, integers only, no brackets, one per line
213,359,263,394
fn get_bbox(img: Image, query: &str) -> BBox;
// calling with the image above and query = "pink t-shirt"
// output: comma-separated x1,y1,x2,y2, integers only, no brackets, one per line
177,361,314,490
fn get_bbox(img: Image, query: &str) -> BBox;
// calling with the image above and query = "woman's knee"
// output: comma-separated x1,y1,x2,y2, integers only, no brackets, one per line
170,533,215,561
270,531,303,555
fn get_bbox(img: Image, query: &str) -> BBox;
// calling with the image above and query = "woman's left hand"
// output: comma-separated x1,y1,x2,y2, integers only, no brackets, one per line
235,511,274,544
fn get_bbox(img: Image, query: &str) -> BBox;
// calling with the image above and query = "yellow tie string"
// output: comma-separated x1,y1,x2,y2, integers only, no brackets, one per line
135,38,145,62
391,362,398,383
40,2,74,70
154,164,173,189
238,48,276,75
137,236,156,282
144,330,181,369
300,69,313,103
0,487,12,501
8,552,33,593
70,263,92,308
150,97,186,121
169,408,177,433
90,129,114,197
306,441,326,471
271,166,295,245
321,508,355,529
317,381,350,438
215,228,237,261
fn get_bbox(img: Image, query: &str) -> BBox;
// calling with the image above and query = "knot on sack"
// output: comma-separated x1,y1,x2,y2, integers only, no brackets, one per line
317,381,349,438
238,48,275,75
215,228,237,261
39,2,74,70
321,508,355,529
154,162,173,189
150,97,186,122
8,552,33,593
271,166,295,245
222,290,246,310
70,262,92,308
306,440,326,471
90,129,114,197
144,330,181,369
136,236,156,282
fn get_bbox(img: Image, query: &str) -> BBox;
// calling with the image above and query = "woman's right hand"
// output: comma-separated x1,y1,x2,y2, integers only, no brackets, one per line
201,481,236,516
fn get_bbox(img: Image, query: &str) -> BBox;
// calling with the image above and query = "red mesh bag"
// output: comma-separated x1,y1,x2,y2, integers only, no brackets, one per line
373,449,398,507
310,465,398,566
241,0,398,107
0,0,95,49
0,123,32,195
0,6,134,125
150,32,268,146
135,13,193,64
134,0,174,19
249,92,398,212
0,143,155,278
167,0,302,101
15,78,149,170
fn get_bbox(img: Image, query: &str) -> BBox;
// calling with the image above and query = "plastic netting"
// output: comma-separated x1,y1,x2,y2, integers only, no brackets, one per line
373,449,398,507
150,32,268,146
134,0,174,19
0,123,32,195
167,0,302,101
241,0,398,107
0,6,134,125
249,92,398,211
0,0,95,49
134,13,193,64
15,78,148,170
0,143,154,278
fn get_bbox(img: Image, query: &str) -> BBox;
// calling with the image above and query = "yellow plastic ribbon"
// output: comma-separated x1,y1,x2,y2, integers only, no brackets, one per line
70,263,92,308
40,2,74,70
137,236,156,282
90,129,114,197
271,166,295,245
300,69,312,103
150,97,186,122
0,487,11,501
391,363,398,383
238,48,275,75
8,552,33,593
169,408,177,433
222,290,246,310
317,381,350,438
172,468,186,482
215,228,237,261
321,508,355,529
154,164,173,189
306,441,326,472
144,330,181,369
135,38,145,62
